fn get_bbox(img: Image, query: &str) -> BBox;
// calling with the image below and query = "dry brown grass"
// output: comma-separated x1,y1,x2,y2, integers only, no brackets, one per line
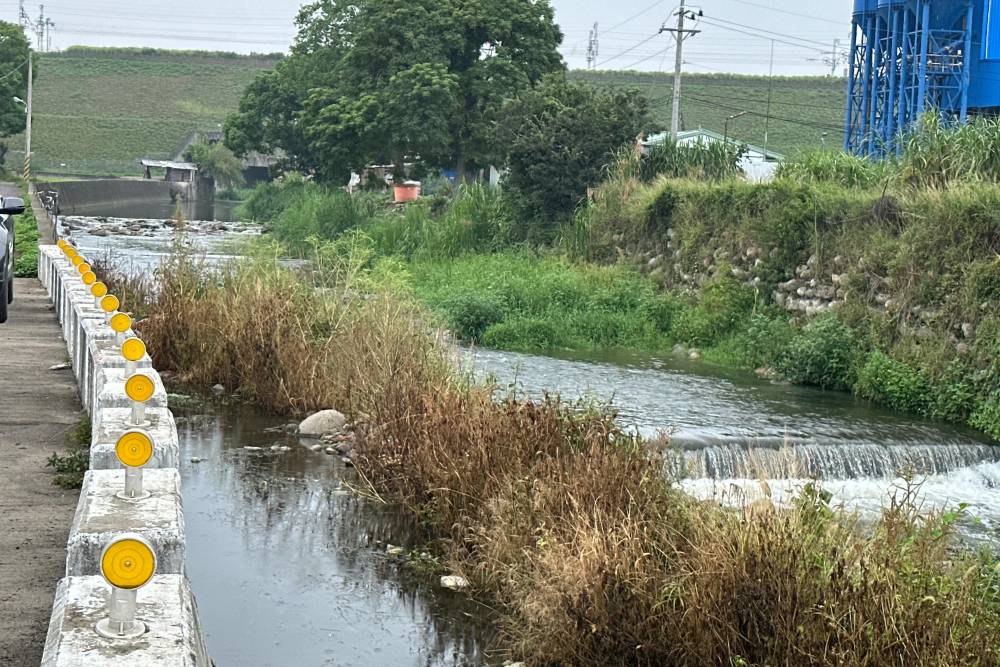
112,245,1000,667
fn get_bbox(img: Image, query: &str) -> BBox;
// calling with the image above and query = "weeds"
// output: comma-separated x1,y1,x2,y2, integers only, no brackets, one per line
47,416,90,489
134,244,1000,665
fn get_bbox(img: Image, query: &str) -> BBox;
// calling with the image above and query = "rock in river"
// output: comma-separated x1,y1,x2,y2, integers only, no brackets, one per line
298,409,347,438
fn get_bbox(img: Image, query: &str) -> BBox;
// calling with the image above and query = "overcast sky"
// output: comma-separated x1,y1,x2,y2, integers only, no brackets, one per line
6,0,855,75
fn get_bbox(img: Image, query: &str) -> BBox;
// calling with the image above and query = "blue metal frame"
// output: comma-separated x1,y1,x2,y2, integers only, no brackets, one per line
844,0,989,157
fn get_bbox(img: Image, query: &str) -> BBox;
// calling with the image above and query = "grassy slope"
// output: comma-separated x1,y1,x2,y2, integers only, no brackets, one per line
571,70,846,157
6,48,278,176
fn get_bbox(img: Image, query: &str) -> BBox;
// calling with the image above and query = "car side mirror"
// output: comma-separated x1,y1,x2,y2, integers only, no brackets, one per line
1,197,25,215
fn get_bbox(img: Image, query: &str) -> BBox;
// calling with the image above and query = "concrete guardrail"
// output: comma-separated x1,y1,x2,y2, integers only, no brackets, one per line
37,244,211,666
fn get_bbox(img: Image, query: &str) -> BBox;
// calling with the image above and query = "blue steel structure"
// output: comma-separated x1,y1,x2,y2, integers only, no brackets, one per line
845,0,1000,155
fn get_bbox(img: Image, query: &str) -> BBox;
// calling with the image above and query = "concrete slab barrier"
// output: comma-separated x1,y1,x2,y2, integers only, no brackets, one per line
84,335,151,412
90,408,180,470
41,575,211,666
93,368,169,428
66,469,185,577
38,245,211,665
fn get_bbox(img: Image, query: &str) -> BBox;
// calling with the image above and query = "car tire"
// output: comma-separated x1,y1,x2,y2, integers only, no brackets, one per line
0,284,7,324
7,275,12,304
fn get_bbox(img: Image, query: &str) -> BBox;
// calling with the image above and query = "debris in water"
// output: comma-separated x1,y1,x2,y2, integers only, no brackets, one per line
49,363,71,371
386,545,405,557
440,575,469,591
190,457,204,464
244,446,263,452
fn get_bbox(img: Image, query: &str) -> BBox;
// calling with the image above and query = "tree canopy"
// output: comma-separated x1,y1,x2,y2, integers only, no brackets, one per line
225,0,564,184
498,76,653,231
0,22,32,139
183,141,245,190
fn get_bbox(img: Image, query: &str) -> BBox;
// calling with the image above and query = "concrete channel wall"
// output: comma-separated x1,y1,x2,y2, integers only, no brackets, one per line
36,245,211,666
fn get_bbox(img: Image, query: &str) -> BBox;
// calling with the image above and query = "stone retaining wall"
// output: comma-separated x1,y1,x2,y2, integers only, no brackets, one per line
36,245,210,666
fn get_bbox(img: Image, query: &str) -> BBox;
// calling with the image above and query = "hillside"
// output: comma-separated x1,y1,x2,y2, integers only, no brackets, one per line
571,70,846,157
3,50,846,177
6,47,280,177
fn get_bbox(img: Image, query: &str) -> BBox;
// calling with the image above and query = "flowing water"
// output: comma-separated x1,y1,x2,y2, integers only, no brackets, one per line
64,198,1000,663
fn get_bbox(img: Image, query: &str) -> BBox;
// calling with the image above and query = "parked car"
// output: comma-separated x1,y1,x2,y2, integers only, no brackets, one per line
0,196,26,324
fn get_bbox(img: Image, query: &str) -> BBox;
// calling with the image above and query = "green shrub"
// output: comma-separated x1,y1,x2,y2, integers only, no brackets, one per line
776,314,858,390
481,317,568,350
970,395,1000,442
438,291,506,341
733,312,796,369
856,351,931,415
671,276,756,346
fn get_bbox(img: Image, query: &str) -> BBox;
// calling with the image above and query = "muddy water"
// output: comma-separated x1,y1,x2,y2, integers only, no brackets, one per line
175,407,494,667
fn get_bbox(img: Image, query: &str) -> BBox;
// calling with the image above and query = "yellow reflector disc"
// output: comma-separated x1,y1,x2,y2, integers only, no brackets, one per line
71,255,84,267
110,312,132,333
82,271,97,286
115,430,154,468
100,537,156,590
100,295,120,313
65,247,76,259
77,262,91,275
125,374,155,403
57,239,66,249
91,282,108,298
121,338,146,362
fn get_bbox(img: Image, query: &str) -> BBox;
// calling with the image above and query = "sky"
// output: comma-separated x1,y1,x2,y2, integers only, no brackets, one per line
5,0,856,76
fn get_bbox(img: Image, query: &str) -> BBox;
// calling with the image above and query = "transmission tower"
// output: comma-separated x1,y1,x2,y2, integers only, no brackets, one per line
586,23,599,69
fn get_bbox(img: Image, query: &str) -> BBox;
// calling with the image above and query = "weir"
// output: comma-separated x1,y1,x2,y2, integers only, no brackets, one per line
37,244,210,666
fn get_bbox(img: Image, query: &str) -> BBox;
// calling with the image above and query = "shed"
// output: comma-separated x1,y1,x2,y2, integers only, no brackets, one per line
643,129,785,182
140,159,199,183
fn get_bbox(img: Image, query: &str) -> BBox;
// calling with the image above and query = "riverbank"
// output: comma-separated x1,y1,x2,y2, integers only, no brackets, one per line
103,245,1000,666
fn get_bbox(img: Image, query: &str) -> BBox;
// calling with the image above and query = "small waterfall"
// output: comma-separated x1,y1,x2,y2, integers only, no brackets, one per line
667,437,1000,480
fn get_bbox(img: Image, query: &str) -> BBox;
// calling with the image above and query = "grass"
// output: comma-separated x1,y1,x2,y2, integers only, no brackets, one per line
4,48,279,177
46,416,91,489
572,70,845,157
112,242,1000,666
12,178,39,277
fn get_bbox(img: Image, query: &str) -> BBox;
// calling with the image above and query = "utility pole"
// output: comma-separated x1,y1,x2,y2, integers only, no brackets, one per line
36,5,44,50
763,39,774,153
586,22,599,70
45,18,54,52
24,51,33,182
661,2,702,138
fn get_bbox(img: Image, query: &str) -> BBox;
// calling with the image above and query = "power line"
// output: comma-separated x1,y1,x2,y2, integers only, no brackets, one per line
698,17,834,52
594,32,662,68
713,0,844,26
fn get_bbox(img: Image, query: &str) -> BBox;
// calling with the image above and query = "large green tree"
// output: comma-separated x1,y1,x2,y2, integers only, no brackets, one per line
225,0,564,184
0,22,32,139
498,76,653,231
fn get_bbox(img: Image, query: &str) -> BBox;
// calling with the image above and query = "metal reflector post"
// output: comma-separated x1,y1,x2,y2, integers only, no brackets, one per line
95,534,156,640
121,338,146,377
116,429,153,501
125,373,154,426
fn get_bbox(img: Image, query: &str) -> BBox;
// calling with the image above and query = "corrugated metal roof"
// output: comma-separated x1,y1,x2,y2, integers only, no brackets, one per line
140,159,199,171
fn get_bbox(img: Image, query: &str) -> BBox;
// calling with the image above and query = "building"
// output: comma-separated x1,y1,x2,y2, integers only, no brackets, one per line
643,129,785,182
140,159,200,201
845,0,1000,156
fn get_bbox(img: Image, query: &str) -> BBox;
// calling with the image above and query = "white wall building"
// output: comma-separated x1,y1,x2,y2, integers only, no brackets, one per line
643,128,785,183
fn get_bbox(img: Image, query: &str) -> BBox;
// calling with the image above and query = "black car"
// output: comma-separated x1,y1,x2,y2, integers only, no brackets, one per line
0,196,26,324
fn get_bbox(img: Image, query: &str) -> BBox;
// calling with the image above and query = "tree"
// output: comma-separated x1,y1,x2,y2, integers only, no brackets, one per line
498,76,653,232
0,22,32,139
225,0,564,184
184,141,245,190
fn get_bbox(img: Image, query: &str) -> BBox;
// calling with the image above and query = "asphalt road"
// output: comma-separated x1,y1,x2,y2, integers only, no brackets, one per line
0,273,82,660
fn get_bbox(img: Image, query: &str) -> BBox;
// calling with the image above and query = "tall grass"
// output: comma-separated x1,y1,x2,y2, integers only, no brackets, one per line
120,244,1000,666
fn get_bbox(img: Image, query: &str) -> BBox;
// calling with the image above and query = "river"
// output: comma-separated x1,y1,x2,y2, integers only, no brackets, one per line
61,202,1000,664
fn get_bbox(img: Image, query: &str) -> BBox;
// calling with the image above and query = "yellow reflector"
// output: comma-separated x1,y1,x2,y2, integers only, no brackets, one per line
110,312,132,334
71,255,84,267
91,282,108,298
100,537,156,590
121,338,146,362
82,271,97,286
57,239,66,249
65,247,77,259
77,262,91,275
125,374,155,403
100,295,120,313
115,430,154,468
